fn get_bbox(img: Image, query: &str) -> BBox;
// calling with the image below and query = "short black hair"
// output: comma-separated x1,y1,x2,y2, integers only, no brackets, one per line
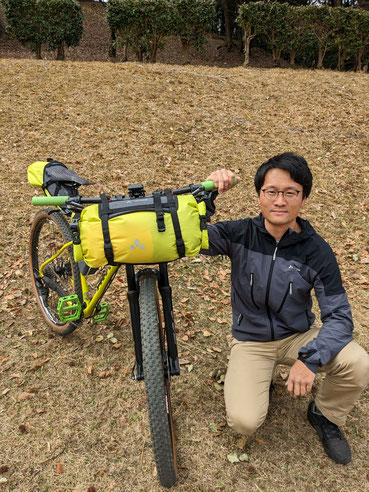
254,152,313,198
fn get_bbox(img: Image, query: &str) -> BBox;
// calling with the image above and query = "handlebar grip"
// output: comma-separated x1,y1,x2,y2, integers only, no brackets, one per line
201,177,238,192
32,196,69,206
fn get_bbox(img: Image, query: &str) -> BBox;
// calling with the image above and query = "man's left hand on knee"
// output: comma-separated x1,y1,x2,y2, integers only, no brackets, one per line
286,360,315,396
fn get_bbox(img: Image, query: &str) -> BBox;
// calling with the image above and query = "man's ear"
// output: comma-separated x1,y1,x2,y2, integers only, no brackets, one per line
301,196,307,208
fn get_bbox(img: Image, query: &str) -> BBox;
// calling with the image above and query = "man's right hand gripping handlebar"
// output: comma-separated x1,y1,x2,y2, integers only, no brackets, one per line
206,169,240,194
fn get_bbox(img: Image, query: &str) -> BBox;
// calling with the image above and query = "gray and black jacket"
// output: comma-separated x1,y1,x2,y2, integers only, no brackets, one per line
201,214,353,373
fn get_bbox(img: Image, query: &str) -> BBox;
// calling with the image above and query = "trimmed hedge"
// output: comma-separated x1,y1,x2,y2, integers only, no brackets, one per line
106,0,216,63
237,2,369,71
2,0,83,60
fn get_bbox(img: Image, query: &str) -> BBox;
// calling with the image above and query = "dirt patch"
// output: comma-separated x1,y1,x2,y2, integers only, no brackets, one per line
0,58,368,491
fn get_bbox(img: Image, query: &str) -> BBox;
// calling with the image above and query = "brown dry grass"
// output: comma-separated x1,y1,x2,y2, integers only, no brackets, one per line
0,58,368,492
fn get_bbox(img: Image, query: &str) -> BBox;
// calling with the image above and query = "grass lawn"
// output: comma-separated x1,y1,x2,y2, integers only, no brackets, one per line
0,58,368,491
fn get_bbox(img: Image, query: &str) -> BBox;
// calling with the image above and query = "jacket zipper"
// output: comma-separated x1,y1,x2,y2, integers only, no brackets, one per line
265,246,278,340
277,282,293,313
249,273,260,310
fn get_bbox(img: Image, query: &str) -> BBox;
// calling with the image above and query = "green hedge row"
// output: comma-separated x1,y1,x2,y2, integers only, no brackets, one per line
237,3,369,71
1,0,83,60
106,0,216,64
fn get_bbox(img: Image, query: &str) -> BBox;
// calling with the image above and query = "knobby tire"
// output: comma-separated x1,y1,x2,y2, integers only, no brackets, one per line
139,275,178,488
29,209,83,335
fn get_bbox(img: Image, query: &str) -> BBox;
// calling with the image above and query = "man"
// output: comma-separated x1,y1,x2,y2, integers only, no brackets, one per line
202,152,369,465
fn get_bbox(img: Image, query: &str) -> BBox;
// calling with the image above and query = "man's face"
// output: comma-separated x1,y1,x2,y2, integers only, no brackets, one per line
257,168,306,231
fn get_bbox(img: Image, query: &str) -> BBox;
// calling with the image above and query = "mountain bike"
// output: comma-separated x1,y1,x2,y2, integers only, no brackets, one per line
29,178,219,488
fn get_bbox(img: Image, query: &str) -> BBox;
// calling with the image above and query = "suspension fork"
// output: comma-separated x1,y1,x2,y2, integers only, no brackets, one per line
126,264,144,381
158,263,180,377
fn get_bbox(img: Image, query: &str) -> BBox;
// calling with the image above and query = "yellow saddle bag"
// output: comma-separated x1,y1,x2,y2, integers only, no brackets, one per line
78,191,209,267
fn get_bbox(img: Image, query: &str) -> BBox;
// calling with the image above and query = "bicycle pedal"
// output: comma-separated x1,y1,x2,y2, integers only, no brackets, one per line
57,295,82,323
93,302,109,323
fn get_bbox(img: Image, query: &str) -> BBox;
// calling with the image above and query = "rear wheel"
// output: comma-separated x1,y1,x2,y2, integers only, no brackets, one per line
139,275,178,488
29,210,83,335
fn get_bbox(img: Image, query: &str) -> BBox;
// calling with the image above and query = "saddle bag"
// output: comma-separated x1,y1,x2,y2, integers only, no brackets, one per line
28,159,90,197
78,190,209,267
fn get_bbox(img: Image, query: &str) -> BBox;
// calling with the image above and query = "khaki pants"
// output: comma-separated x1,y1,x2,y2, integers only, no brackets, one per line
224,326,369,434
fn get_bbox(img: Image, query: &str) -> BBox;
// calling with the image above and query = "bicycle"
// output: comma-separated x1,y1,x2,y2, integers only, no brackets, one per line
29,174,220,488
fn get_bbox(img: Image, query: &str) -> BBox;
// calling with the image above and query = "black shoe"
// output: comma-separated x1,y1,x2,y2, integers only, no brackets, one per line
307,401,351,465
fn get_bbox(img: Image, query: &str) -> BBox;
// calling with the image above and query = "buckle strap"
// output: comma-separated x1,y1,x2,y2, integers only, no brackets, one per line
70,211,81,245
153,191,165,232
99,194,116,265
164,189,185,258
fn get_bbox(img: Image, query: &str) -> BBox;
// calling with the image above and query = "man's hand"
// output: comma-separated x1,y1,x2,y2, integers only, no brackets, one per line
206,169,240,194
286,360,315,396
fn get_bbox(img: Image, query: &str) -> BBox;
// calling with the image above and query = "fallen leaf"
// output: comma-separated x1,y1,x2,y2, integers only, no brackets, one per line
0,466,9,474
87,366,94,375
203,330,212,337
227,452,240,463
2,388,10,395
33,358,50,369
56,462,63,474
209,422,217,433
19,392,33,401
255,438,266,445
95,335,104,342
0,478,8,484
239,453,249,462
187,364,193,372
237,436,247,450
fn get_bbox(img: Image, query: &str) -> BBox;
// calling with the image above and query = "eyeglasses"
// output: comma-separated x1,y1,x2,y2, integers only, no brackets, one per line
261,189,301,201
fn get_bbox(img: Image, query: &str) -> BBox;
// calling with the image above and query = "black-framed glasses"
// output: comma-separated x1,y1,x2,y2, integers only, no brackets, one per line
261,189,301,201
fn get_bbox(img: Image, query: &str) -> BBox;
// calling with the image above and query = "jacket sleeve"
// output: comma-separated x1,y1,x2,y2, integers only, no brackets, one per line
298,247,354,373
200,222,232,257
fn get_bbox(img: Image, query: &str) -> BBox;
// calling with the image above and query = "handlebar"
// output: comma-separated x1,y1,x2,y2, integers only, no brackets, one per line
31,178,238,207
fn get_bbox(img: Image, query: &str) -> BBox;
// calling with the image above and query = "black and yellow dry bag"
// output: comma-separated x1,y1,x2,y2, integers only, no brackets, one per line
28,159,90,197
77,190,209,267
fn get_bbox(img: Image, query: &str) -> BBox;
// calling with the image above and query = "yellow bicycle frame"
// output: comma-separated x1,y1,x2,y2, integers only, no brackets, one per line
38,240,119,319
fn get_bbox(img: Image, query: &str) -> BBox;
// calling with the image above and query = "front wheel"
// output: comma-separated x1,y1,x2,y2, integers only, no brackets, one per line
139,275,178,488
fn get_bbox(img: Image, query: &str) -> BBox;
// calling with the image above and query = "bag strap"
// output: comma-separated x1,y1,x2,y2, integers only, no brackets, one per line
164,190,185,258
153,191,166,232
99,194,116,265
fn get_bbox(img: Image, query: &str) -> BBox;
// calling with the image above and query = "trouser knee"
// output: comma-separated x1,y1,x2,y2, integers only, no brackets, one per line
335,347,369,388
226,409,266,436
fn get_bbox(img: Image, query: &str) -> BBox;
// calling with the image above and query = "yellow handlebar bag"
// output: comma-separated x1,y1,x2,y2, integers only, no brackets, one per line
78,191,209,268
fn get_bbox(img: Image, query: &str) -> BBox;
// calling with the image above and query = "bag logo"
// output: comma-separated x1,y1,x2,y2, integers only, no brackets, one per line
130,239,145,250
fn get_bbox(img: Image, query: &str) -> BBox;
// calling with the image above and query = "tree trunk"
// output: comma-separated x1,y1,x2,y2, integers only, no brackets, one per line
35,44,42,60
242,28,255,67
150,34,158,63
337,47,344,71
317,43,324,69
109,29,116,59
181,40,191,65
122,42,128,62
220,0,233,51
56,43,65,61
0,19,6,39
289,50,296,67
356,46,365,71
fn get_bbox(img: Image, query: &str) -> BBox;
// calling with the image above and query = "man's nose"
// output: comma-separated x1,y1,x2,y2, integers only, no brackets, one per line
274,192,287,205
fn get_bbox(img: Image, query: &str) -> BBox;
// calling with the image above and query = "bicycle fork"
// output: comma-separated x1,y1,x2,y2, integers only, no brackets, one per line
126,264,180,381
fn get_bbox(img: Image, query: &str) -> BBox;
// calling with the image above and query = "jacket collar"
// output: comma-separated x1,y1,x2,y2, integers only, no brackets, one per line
253,214,315,246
